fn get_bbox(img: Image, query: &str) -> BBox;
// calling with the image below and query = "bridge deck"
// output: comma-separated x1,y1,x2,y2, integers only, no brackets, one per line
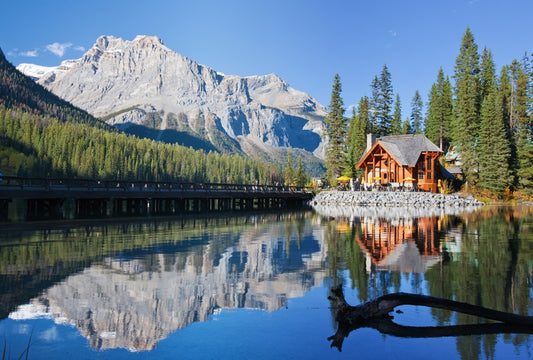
0,176,312,200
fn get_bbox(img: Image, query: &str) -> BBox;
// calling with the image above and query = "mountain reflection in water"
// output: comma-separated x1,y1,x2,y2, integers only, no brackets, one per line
1,206,532,359
5,213,327,351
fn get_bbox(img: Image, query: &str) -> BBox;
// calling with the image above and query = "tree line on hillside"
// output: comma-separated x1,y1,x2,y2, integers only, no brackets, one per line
324,27,533,196
0,49,110,130
0,48,283,184
0,107,282,184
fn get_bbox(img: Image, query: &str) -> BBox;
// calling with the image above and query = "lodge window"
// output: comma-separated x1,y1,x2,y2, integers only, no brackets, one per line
427,172,432,180
426,157,432,170
418,171,425,180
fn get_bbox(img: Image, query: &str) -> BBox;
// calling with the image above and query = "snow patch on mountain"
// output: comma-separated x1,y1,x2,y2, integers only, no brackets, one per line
17,35,327,163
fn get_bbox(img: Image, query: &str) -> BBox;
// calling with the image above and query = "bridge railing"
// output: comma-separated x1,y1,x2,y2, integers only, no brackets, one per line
0,176,308,193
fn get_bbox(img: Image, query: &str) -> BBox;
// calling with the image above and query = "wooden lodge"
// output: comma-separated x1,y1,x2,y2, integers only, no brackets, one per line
356,134,444,193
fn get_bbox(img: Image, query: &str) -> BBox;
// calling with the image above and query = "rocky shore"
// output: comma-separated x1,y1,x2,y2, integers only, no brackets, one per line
312,190,484,208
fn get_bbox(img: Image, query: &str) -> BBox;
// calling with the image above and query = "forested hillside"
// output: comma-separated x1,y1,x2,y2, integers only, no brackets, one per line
326,28,533,196
0,49,282,184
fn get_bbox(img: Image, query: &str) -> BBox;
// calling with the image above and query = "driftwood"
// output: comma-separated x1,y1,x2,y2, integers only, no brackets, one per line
328,285,533,351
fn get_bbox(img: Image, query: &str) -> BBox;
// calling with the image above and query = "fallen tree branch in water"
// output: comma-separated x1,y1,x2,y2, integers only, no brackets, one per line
328,285,533,351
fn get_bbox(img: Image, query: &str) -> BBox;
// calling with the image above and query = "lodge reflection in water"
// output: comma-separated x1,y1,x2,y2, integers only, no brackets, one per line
314,205,467,274
5,214,328,351
355,216,441,273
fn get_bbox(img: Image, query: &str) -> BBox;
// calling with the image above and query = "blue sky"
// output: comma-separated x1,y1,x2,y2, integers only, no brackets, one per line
1,0,532,117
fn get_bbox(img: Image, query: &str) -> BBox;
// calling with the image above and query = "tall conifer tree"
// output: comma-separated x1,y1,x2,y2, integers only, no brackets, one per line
369,75,380,134
508,60,533,192
346,107,359,178
425,68,453,150
295,155,307,187
324,74,347,182
391,94,402,135
377,64,394,136
480,48,496,102
410,90,424,134
401,117,412,134
346,97,370,178
516,125,533,194
283,149,295,186
453,27,481,183
477,81,513,194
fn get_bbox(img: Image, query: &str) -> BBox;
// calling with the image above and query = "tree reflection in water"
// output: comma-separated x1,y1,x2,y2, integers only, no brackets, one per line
1,212,327,351
327,285,533,352
319,204,533,358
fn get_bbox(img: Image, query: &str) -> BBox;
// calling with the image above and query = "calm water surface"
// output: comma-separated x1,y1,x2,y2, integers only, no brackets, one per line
0,205,531,359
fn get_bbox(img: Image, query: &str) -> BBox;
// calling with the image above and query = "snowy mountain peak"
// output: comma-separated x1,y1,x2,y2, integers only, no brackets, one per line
16,35,327,165
91,35,166,54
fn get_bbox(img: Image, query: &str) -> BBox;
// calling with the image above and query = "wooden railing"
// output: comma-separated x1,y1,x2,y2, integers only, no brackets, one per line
0,176,307,195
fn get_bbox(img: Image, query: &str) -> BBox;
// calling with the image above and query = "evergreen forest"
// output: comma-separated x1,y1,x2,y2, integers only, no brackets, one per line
2,27,533,194
325,27,533,197
0,49,283,185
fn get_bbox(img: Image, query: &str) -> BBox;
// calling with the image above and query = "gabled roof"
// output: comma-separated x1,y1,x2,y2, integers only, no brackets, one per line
358,134,442,168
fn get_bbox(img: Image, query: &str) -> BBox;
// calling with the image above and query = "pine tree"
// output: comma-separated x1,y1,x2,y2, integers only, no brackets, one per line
477,84,513,194
498,66,513,134
453,27,481,184
346,107,359,177
346,97,370,178
401,117,412,134
369,75,380,134
324,74,347,182
410,90,423,134
295,155,307,187
425,68,453,150
391,94,402,135
476,47,514,194
508,59,533,192
376,64,394,136
480,47,496,103
509,59,530,134
516,125,533,194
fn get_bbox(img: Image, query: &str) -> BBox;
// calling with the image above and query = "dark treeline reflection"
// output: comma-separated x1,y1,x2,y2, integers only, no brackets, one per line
322,206,532,360
1,212,326,351
0,213,314,320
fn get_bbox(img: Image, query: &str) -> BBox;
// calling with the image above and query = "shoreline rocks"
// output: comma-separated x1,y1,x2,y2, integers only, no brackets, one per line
311,190,484,208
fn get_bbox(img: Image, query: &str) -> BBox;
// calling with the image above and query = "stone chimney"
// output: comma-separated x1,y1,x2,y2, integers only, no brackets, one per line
366,133,376,152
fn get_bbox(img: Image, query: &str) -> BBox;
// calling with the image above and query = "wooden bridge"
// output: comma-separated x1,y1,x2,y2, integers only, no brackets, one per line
0,176,313,221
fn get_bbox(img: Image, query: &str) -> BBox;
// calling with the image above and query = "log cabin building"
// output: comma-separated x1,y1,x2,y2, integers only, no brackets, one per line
356,134,444,193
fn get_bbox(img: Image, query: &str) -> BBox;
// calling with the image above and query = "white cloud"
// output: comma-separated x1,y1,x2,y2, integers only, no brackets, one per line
346,104,357,114
39,326,60,341
388,30,398,38
20,49,39,57
46,42,72,57
74,45,85,52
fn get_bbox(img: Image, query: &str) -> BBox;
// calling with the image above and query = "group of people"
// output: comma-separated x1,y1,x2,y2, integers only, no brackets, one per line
337,178,418,192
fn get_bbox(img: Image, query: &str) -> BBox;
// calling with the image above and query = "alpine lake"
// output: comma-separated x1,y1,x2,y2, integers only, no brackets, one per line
0,202,531,360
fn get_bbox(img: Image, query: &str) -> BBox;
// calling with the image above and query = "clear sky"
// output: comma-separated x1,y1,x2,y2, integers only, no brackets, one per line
1,0,532,117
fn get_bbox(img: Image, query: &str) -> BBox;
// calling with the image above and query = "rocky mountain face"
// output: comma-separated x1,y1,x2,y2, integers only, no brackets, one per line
17,35,327,167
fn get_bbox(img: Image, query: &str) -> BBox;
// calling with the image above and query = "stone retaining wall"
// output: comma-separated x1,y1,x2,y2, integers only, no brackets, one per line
312,190,484,208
